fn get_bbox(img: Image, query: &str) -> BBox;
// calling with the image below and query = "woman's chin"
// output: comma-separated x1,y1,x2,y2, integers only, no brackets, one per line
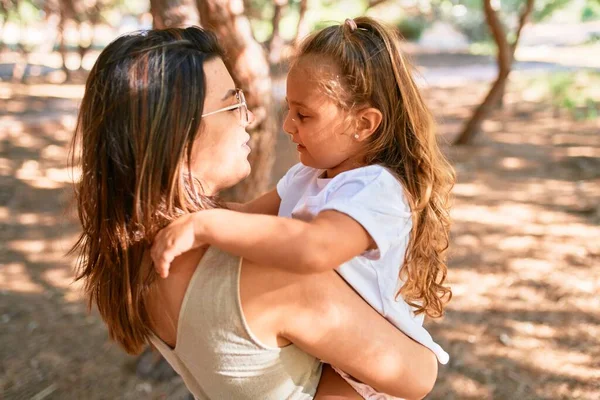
235,159,252,183
241,159,252,178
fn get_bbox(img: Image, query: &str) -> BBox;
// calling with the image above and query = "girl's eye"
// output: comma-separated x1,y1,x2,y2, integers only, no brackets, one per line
297,112,307,121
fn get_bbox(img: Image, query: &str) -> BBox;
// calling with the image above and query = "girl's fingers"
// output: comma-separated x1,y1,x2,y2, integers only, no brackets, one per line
159,263,169,278
151,237,172,278
152,230,189,279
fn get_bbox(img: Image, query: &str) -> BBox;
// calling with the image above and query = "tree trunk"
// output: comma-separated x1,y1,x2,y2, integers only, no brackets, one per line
150,0,200,29
454,0,534,145
493,0,536,109
293,0,309,45
78,3,101,70
267,0,287,65
57,5,71,82
197,0,277,201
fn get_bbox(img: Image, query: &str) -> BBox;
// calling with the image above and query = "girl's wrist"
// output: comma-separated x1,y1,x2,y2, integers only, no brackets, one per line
191,211,209,245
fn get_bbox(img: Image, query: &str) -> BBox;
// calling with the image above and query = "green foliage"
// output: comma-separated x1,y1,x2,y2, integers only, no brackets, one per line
0,0,43,23
431,0,599,44
581,1,600,21
397,16,427,41
246,0,373,43
532,0,571,22
546,71,600,120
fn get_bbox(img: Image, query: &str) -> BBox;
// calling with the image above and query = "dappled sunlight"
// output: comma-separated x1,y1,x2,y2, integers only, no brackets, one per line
498,156,532,170
0,157,12,175
15,160,69,189
481,343,598,378
43,267,83,293
563,146,600,157
47,167,80,184
0,263,44,293
481,119,503,133
423,74,600,398
497,236,538,251
553,133,600,147
445,271,506,308
1,45,598,398
507,258,555,280
500,345,598,381
0,118,25,137
0,82,85,100
542,223,598,239
60,114,78,131
8,239,47,254
452,182,481,198
446,372,491,399
10,130,48,149
452,203,538,226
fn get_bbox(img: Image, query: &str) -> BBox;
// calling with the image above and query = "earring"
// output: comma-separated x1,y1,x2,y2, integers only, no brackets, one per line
354,134,359,140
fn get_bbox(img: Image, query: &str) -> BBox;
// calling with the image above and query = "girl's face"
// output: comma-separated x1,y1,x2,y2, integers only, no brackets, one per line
283,57,363,178
190,58,254,194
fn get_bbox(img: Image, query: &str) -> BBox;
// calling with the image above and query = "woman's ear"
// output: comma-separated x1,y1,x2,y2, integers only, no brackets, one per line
354,107,383,141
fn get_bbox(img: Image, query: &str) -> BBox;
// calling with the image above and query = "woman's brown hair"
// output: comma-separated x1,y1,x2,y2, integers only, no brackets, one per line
70,27,223,354
295,17,455,318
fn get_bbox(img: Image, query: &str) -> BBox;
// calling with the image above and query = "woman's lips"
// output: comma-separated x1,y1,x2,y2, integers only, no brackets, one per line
242,136,251,151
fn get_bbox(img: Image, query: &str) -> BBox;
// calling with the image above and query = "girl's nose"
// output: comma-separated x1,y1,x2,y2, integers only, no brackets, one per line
282,111,296,135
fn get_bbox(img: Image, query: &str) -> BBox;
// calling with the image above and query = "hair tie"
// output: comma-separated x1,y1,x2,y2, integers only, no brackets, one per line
344,18,358,32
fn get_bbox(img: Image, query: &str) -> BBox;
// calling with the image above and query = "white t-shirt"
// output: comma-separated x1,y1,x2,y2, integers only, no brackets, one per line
277,163,449,364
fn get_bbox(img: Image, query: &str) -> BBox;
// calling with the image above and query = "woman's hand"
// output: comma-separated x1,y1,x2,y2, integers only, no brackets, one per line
151,213,205,278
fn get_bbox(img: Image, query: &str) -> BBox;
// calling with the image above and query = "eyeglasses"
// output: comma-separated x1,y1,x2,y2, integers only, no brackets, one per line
201,88,250,126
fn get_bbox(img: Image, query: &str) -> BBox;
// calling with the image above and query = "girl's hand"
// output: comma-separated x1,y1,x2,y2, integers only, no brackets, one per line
151,213,204,278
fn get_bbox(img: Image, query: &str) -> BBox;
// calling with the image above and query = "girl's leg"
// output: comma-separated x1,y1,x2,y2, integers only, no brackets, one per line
315,364,362,400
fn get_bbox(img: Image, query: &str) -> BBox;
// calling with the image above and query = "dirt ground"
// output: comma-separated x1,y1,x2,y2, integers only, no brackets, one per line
1,61,599,400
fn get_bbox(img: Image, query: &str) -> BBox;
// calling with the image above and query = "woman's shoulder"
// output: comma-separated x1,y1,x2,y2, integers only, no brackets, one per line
145,247,210,348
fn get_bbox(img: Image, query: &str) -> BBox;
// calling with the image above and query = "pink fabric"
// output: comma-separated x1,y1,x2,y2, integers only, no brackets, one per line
331,366,404,400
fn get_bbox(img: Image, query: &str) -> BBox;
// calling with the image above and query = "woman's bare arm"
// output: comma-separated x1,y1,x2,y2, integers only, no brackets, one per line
279,270,438,400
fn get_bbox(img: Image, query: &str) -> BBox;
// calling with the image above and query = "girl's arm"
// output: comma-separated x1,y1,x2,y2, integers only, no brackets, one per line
226,188,281,215
152,208,373,278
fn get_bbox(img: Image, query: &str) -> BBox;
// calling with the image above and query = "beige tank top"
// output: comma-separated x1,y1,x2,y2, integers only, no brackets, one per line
149,246,322,400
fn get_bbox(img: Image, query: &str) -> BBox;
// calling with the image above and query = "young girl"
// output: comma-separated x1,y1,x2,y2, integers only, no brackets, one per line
152,17,454,398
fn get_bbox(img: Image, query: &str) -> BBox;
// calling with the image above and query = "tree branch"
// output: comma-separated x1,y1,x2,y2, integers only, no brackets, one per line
293,0,308,45
367,0,388,9
512,0,535,53
484,0,511,74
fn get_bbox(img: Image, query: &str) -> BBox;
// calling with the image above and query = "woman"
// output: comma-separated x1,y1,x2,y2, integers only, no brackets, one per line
71,27,437,399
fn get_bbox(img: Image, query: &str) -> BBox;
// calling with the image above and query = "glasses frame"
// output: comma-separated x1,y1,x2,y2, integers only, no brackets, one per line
201,88,249,126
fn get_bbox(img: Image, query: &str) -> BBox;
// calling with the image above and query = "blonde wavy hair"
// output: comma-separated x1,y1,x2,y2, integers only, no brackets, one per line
295,17,455,318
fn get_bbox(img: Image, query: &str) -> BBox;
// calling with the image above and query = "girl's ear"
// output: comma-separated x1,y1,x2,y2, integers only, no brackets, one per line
354,107,383,141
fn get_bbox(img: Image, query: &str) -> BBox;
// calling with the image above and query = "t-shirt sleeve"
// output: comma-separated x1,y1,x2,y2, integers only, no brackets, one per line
319,167,412,260
276,162,306,200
